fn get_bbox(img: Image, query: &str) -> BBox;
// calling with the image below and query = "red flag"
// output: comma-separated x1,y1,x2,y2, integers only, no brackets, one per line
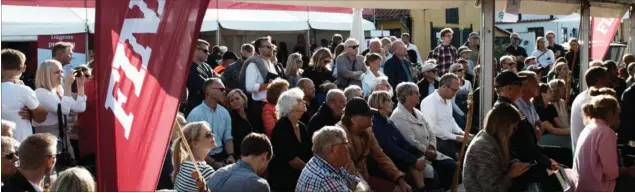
590,17,621,60
95,0,210,191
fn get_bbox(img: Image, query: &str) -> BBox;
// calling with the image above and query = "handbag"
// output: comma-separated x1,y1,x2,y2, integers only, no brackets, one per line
56,103,77,172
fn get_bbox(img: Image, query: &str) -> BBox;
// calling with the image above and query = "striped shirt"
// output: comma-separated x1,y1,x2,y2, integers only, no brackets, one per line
174,161,215,192
296,156,360,192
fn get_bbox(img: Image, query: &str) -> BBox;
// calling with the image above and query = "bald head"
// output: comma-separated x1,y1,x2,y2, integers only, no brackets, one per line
391,40,407,57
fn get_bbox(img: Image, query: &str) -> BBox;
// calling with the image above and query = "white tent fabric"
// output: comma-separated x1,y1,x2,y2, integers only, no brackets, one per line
350,8,366,52
1,5,88,36
218,9,308,31
309,11,375,31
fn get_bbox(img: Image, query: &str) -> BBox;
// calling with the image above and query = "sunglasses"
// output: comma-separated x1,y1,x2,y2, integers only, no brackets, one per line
3,152,17,160
323,59,332,64
204,130,214,139
197,48,210,54
348,45,359,49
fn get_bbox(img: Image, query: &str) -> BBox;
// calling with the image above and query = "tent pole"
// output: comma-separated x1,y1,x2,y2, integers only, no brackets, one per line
306,29,311,55
216,25,221,46
479,0,495,129
580,0,590,90
629,6,634,56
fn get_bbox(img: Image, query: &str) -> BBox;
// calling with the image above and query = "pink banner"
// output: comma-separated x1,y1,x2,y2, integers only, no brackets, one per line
95,0,209,191
590,17,621,60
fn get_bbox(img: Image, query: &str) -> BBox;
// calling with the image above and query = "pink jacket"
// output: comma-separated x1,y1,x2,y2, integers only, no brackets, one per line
573,119,619,192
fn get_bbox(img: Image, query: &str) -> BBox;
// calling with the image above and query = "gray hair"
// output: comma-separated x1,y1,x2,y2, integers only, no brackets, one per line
326,89,345,103
276,88,305,118
343,85,362,102
372,77,393,97
396,82,418,104
518,70,538,81
51,167,96,192
241,43,254,53
368,38,381,47
499,55,515,64
368,91,392,109
439,73,460,87
1,119,16,134
297,78,314,90
344,38,359,47
312,126,348,158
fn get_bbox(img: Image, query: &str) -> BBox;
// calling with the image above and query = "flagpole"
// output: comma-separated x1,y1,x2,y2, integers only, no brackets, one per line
174,122,208,191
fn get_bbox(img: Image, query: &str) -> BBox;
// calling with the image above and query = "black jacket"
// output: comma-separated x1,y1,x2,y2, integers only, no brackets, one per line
384,56,414,89
307,103,340,137
619,85,635,145
185,62,218,116
301,68,335,88
416,78,439,100
2,171,37,192
300,98,319,126
495,96,550,190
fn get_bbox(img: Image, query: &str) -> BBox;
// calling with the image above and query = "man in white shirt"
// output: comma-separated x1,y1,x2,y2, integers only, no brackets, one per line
1,49,47,142
240,36,278,134
420,73,471,160
401,33,423,64
570,66,610,152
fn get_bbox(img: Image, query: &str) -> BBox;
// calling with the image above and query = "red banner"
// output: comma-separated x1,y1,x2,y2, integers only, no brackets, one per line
590,17,621,60
95,0,210,191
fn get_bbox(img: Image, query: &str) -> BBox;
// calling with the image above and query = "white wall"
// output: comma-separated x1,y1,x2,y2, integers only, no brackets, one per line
496,21,578,45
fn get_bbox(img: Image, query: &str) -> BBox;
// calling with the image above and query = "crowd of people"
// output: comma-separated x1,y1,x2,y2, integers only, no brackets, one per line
2,27,635,192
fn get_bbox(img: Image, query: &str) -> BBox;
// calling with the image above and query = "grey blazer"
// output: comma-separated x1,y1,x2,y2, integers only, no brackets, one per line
462,131,513,191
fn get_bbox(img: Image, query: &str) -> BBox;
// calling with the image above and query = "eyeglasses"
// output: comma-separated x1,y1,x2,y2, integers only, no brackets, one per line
263,45,273,49
211,87,226,92
445,85,459,92
348,45,359,49
197,48,210,54
2,152,17,160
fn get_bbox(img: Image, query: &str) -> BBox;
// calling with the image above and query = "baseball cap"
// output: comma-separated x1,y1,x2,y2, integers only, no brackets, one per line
222,51,238,60
469,32,479,38
345,97,379,117
421,61,438,72
495,70,527,87
457,46,473,55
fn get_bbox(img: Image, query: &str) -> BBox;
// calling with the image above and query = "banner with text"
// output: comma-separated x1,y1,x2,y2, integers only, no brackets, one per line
95,0,210,191
37,33,86,67
590,17,621,60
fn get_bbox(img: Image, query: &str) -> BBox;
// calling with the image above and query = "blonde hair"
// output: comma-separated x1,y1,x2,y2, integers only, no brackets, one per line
536,37,546,50
171,122,212,181
227,89,248,109
18,133,57,170
582,95,620,124
312,126,347,158
267,78,290,104
548,79,566,100
51,167,96,192
380,37,392,47
368,91,392,110
549,62,569,78
309,48,333,71
285,53,303,78
35,59,63,91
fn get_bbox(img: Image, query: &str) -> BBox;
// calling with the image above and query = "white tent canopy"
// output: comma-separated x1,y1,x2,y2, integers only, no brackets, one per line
1,5,375,40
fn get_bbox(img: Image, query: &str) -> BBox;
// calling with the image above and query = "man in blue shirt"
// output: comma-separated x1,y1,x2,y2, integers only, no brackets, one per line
187,78,235,169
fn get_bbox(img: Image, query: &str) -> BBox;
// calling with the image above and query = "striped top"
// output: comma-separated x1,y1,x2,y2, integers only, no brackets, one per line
174,161,215,192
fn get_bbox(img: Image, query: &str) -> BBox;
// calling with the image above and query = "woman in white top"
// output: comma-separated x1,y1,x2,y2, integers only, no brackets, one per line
362,53,386,97
172,122,217,192
32,60,86,137
531,37,555,69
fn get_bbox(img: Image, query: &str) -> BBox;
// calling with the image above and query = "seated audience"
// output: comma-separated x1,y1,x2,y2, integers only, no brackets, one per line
533,83,571,149
262,79,289,137
1,136,19,184
172,122,217,192
420,74,470,160
339,98,411,192
296,126,370,192
463,103,529,191
157,113,187,190
362,54,387,98
574,95,635,191
297,78,318,125
302,48,335,87
2,133,57,192
308,89,346,136
391,82,456,190
187,78,235,168
51,167,96,192
268,88,313,191
226,89,253,158
208,133,272,192
285,53,303,88
369,91,431,191
547,79,570,129
343,85,363,102
416,60,440,100
372,77,394,97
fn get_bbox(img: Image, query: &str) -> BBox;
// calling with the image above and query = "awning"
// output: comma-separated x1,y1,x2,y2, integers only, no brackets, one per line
1,5,88,36
218,9,309,31
309,12,375,31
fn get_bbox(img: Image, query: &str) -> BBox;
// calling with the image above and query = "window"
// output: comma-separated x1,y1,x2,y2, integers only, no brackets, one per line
528,27,544,38
506,28,514,33
445,8,459,24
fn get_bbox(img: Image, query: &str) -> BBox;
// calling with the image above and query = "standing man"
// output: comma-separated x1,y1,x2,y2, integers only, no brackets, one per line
336,38,367,88
505,33,528,67
187,78,236,169
52,42,75,74
463,32,480,66
240,36,279,134
384,40,415,90
430,28,458,76
570,67,610,152
401,33,424,65
214,51,238,76
420,74,470,160
545,31,565,59
223,44,255,91
185,39,220,116
329,34,344,54
208,133,272,192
